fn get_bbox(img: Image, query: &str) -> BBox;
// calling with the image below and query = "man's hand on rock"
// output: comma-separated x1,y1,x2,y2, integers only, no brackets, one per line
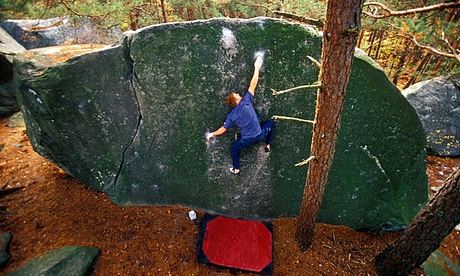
205,132,214,140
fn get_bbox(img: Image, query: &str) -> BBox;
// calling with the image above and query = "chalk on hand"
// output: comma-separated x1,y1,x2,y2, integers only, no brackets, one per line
254,50,265,68
205,132,214,140
254,50,265,60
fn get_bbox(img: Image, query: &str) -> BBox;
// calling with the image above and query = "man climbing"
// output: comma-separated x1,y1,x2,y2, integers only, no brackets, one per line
206,55,275,174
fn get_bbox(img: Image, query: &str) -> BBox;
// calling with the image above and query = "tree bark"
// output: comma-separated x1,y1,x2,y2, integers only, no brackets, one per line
296,0,364,250
375,168,460,276
357,30,364,48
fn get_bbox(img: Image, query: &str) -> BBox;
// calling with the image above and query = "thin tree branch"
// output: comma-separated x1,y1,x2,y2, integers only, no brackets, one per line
442,30,460,62
234,1,275,13
307,55,321,68
273,11,324,27
390,24,460,62
59,0,84,16
363,1,460,19
272,115,315,124
295,156,316,167
58,0,104,18
271,82,321,96
234,1,324,28
408,35,458,61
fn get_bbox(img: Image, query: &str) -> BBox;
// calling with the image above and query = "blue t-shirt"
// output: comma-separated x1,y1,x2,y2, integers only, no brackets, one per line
223,91,262,139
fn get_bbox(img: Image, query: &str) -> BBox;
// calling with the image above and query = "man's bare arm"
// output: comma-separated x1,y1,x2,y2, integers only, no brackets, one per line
248,57,263,95
206,126,227,140
212,126,227,137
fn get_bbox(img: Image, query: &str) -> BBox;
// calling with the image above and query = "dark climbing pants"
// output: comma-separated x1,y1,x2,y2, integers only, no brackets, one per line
230,120,276,169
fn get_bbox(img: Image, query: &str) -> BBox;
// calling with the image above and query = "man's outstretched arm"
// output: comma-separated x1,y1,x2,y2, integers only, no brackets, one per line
206,126,227,140
248,57,263,95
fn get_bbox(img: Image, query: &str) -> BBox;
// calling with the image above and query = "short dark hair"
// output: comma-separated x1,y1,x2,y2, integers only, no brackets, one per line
225,92,238,108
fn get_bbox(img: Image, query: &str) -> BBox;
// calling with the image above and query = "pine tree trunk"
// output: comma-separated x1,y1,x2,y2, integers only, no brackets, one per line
188,7,196,20
387,36,403,77
392,38,410,85
432,56,442,71
375,168,460,276
296,0,364,250
367,30,376,55
374,30,384,60
160,0,168,23
403,52,431,89
357,30,364,48
415,53,433,83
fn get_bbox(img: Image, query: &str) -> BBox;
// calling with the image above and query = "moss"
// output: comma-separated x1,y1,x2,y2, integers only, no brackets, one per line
15,18,428,229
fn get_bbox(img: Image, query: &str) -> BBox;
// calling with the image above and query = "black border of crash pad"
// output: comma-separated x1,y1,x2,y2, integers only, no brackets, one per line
197,213,273,275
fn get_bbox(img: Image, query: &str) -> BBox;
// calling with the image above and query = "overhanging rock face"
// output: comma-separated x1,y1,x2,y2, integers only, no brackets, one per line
15,18,428,229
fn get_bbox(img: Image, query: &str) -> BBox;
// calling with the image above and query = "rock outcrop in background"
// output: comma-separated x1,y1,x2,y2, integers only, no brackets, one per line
0,17,122,50
0,27,25,116
0,16,123,117
14,18,428,230
402,75,460,157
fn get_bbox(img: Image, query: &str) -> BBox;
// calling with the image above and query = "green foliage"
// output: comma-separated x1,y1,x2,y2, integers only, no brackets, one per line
1,0,457,84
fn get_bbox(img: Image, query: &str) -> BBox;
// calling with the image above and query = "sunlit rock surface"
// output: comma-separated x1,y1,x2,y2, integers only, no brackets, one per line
1,17,122,50
402,75,460,157
14,18,428,229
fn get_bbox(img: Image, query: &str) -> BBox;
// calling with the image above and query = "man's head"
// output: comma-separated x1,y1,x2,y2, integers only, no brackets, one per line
225,92,242,108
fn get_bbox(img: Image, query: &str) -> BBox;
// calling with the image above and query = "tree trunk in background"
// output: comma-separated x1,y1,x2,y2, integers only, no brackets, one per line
392,38,410,85
387,37,403,77
416,53,433,82
375,168,460,276
357,30,364,48
160,0,168,23
296,0,364,250
187,7,196,20
201,7,207,19
432,57,443,71
129,8,140,30
374,30,384,60
403,52,431,89
367,30,376,55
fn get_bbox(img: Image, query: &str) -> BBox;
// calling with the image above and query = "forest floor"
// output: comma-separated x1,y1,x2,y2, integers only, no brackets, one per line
0,117,459,275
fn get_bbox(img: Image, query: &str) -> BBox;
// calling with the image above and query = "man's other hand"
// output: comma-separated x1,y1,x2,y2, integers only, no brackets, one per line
254,56,263,69
205,132,214,140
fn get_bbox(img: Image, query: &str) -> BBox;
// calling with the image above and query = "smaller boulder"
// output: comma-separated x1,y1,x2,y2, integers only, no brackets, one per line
0,83,20,117
0,232,12,267
9,246,99,276
422,250,460,275
402,75,460,157
7,112,25,128
0,27,25,116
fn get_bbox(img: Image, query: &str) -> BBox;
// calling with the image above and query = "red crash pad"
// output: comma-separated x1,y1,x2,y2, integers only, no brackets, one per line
198,214,272,273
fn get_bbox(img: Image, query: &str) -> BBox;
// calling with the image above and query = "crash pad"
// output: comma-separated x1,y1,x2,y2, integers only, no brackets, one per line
198,213,272,273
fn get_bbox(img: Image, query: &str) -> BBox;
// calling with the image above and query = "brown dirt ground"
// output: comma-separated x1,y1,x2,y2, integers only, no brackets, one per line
0,117,459,275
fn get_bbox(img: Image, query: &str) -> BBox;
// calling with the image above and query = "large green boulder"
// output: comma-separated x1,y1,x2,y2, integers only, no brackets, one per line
14,18,428,229
9,246,99,276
